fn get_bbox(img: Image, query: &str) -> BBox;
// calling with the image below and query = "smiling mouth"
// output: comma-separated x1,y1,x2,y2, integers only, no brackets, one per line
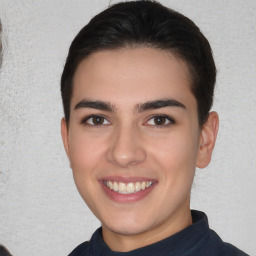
103,180,154,194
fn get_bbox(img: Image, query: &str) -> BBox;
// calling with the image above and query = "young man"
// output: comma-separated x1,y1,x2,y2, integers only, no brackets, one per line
60,1,248,255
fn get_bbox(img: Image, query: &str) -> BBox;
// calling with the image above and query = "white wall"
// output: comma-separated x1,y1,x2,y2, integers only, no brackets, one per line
0,0,255,255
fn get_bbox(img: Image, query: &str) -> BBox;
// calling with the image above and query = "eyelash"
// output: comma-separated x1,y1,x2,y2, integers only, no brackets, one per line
80,114,175,127
145,114,175,127
81,115,111,126
81,115,176,127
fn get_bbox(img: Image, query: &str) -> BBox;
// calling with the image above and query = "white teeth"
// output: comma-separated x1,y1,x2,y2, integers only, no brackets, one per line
126,183,135,193
113,181,118,192
104,180,153,194
135,182,141,192
119,182,126,193
107,181,113,190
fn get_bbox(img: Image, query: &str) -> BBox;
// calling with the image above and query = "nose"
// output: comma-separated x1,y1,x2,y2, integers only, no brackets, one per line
106,124,146,168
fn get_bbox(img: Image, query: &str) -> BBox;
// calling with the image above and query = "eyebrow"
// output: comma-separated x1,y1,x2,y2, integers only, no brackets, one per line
137,99,186,112
74,100,115,112
74,98,186,112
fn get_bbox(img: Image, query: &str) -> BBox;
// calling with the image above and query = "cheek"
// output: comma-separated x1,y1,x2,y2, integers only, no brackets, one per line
147,129,200,193
67,133,105,209
150,131,199,167
68,132,105,173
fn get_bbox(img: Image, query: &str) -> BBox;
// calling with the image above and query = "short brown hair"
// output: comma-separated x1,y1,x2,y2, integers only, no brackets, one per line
61,0,216,126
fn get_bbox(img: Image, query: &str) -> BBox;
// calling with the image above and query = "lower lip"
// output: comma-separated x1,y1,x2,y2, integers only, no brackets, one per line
100,182,157,203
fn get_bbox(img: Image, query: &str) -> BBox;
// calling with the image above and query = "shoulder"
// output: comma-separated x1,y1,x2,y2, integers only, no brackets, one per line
192,229,249,256
217,240,249,256
189,211,249,256
68,241,90,256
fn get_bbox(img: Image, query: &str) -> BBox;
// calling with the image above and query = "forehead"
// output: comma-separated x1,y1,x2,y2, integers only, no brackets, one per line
72,47,195,108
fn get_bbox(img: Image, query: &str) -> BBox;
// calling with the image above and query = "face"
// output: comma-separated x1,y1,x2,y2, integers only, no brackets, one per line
61,47,218,250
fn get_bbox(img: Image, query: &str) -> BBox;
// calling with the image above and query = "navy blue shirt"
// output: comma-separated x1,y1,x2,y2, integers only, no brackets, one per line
68,210,249,256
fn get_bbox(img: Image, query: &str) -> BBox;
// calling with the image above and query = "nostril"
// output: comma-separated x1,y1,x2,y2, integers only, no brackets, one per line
107,143,146,167
106,127,146,167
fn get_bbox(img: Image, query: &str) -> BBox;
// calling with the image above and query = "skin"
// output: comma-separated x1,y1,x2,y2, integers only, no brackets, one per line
61,47,219,252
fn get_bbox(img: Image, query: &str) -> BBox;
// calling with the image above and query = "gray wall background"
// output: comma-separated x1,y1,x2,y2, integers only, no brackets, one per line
0,0,255,255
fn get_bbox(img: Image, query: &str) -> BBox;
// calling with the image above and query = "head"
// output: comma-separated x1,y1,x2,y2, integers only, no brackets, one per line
60,0,218,251
61,0,216,127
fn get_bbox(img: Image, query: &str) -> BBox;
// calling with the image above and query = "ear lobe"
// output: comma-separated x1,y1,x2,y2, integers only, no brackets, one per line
61,117,71,164
196,111,219,169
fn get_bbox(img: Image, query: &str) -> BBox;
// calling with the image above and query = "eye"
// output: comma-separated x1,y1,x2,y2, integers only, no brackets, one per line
146,115,175,126
82,115,111,126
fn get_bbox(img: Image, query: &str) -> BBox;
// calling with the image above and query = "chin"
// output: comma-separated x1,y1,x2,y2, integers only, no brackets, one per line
106,224,147,236
102,214,153,236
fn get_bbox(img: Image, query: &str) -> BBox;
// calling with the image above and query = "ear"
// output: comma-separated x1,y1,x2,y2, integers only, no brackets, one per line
61,117,71,163
196,111,219,168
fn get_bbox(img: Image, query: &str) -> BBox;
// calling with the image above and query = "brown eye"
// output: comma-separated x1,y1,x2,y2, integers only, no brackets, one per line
154,116,167,125
92,116,104,125
146,115,175,126
83,115,110,126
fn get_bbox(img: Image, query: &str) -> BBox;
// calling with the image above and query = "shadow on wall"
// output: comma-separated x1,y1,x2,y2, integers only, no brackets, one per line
0,245,13,256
